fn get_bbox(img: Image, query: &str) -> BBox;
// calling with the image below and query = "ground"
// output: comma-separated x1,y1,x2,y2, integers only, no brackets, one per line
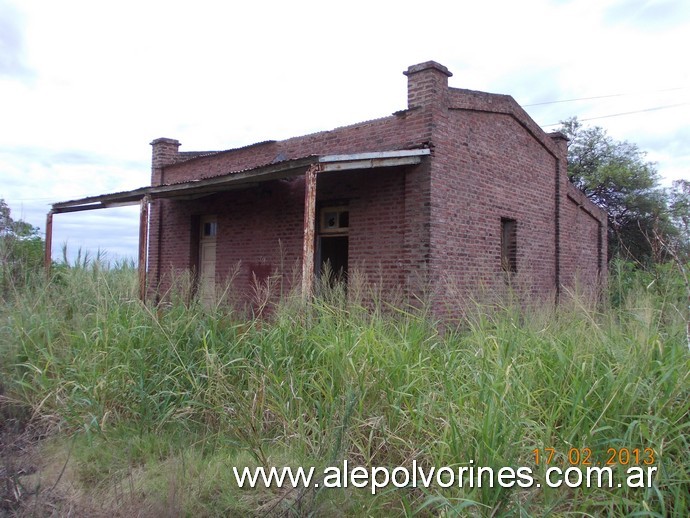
0,395,100,517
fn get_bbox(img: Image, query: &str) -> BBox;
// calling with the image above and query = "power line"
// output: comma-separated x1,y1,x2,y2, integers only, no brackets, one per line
524,86,690,107
540,102,690,128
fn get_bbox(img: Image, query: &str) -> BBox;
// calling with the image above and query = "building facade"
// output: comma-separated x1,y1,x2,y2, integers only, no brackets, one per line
50,61,607,309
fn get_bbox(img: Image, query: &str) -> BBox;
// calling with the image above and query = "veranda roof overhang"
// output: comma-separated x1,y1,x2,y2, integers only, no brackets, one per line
46,148,430,299
51,149,431,213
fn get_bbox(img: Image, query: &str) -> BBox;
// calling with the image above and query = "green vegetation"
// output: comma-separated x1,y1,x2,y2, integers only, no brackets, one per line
1,261,688,516
0,199,44,297
561,118,690,264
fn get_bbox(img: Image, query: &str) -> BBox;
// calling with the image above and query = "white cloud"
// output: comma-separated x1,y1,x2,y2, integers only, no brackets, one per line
1,0,688,261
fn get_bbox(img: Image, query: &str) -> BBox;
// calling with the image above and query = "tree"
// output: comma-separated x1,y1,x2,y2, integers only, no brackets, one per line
560,117,673,264
658,179,690,351
0,199,44,295
668,179,690,252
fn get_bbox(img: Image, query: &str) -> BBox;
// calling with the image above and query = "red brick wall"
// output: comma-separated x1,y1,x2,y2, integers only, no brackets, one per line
150,166,420,305
150,179,304,303
560,183,607,291
426,85,607,309
147,74,436,304
146,62,606,309
429,104,559,307
317,168,409,296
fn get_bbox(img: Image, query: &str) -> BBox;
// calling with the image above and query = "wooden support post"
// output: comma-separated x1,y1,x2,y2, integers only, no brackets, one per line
44,211,53,276
138,196,150,302
301,164,318,298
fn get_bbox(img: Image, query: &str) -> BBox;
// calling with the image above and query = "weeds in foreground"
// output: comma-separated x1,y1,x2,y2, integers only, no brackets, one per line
0,262,688,516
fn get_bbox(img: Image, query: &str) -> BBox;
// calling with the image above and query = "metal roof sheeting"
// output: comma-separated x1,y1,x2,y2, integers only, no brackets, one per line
51,149,430,213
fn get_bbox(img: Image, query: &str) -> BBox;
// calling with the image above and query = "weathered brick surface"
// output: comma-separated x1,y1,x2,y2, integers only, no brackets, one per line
429,106,559,305
147,61,606,308
150,168,415,303
561,183,607,289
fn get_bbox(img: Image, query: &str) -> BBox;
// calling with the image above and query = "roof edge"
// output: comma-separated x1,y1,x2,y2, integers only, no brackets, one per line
52,149,430,212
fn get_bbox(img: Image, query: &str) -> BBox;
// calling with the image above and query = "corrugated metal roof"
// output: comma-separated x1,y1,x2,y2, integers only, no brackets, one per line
51,149,430,213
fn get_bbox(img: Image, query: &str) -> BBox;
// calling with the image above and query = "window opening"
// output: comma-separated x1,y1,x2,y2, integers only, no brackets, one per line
203,220,217,238
320,206,349,234
501,218,517,274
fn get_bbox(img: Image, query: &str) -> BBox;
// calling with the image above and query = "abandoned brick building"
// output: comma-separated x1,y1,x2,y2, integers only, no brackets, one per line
48,61,607,307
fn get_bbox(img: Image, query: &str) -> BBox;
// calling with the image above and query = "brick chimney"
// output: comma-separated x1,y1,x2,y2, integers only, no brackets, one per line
150,137,180,185
404,61,453,110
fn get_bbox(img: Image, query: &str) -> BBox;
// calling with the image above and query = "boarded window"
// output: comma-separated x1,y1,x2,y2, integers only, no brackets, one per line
501,218,517,274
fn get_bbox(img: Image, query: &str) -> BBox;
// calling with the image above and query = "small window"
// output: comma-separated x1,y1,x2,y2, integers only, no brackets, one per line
501,218,517,274
202,218,217,238
320,207,349,234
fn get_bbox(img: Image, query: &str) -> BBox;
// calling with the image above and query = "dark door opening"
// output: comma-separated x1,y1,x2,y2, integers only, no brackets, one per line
319,235,348,285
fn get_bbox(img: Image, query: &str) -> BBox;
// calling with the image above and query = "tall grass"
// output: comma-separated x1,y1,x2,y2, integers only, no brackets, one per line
1,261,688,516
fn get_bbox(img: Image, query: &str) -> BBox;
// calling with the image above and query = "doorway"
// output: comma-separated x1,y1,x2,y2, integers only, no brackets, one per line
318,206,349,285
319,235,348,283
198,216,217,304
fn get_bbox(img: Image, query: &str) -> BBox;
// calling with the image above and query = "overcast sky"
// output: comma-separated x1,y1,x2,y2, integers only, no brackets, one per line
1,0,688,263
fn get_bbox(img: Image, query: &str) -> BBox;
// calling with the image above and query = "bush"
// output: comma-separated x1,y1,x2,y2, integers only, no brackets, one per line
0,199,44,298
